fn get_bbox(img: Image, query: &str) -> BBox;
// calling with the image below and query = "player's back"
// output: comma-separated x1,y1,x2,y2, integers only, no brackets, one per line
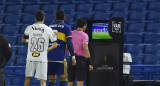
72,30,89,57
26,23,53,62
48,21,72,61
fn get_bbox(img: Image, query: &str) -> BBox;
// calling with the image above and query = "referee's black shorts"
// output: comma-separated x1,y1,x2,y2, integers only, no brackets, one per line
67,55,87,82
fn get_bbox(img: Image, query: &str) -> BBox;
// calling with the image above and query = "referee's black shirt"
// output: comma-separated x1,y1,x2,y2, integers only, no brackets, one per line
0,35,12,68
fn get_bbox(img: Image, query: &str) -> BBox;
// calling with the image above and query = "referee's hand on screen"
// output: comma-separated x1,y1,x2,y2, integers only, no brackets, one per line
89,65,93,71
72,59,76,66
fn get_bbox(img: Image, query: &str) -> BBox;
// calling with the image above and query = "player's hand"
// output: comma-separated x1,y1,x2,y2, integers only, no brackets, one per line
47,47,51,52
72,59,76,66
89,65,93,71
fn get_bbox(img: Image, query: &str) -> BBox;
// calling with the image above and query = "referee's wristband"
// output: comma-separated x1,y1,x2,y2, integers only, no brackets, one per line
72,56,75,60
86,58,92,65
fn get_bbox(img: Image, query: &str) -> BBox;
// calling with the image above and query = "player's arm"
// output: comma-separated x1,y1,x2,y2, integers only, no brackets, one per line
48,42,57,52
22,26,30,43
83,44,93,71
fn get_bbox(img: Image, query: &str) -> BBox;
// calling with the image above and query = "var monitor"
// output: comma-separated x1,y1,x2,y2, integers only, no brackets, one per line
91,22,113,40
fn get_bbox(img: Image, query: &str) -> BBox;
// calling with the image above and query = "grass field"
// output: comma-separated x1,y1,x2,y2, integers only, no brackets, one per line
92,32,113,39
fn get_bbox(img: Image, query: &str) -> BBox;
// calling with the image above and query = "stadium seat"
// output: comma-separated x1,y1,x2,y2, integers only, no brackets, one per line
124,0,141,2
3,25,19,35
12,46,18,55
20,0,37,4
65,14,75,23
94,13,110,20
130,3,147,11
125,33,143,44
20,25,28,34
144,45,158,54
127,23,145,32
42,5,57,14
132,74,144,80
144,55,158,64
3,0,20,4
0,5,5,13
143,33,159,44
17,35,28,45
23,5,40,14
5,36,17,45
5,76,12,85
72,0,89,3
142,0,160,2
15,55,26,66
94,3,112,12
17,47,28,55
11,76,21,85
113,3,129,11
4,15,20,24
111,12,128,20
56,0,73,4
75,13,92,20
60,4,75,14
0,16,3,24
129,12,146,21
147,23,160,33
126,45,144,54
6,55,16,66
30,78,40,85
147,12,160,21
6,5,23,14
131,55,143,65
21,15,35,24
37,0,56,4
90,0,106,3
77,4,93,13
44,14,54,25
152,75,160,80
149,2,160,11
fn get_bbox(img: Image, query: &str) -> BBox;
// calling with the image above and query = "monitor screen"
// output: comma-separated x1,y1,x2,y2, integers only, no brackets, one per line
92,23,113,39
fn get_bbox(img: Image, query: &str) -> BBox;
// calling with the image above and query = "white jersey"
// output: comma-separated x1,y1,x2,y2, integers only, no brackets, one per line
24,23,57,62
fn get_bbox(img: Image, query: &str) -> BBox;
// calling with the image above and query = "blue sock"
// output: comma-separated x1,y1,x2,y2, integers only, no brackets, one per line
49,79,56,86
59,81,68,86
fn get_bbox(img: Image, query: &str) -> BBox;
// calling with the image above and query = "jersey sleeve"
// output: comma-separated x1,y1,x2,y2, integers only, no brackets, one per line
65,25,72,39
82,34,89,44
48,27,57,43
23,25,31,39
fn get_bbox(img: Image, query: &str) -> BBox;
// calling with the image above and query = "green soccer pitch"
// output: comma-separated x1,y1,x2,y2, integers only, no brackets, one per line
92,32,113,39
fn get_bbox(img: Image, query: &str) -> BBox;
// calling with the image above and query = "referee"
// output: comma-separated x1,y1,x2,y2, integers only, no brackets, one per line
67,18,93,86
0,35,12,86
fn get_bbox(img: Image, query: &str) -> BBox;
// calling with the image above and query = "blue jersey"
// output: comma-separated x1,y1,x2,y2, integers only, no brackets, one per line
48,21,72,61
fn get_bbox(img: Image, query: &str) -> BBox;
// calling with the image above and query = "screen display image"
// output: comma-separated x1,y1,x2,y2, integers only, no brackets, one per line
92,23,113,39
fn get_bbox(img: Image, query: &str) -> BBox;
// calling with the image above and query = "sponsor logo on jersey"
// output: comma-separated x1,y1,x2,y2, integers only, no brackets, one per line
32,52,40,57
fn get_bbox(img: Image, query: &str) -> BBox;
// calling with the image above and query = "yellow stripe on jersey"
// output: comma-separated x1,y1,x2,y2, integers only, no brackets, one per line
57,32,66,42
66,36,72,38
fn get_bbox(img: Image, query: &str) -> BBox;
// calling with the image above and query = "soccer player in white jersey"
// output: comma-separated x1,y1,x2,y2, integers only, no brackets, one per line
22,10,57,86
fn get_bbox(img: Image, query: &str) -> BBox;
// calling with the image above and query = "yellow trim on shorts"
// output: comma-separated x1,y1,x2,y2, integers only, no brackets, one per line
48,59,66,63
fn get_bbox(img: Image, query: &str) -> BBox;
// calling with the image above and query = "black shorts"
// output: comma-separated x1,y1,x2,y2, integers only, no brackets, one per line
68,55,87,82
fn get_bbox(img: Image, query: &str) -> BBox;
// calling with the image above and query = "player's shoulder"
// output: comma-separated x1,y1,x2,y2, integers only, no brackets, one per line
82,31,88,38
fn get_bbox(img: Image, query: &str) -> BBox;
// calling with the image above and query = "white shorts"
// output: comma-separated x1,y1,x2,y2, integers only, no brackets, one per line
25,61,47,80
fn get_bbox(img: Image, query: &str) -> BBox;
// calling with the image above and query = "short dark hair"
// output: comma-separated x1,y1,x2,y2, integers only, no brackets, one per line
35,10,45,22
56,10,65,20
76,18,87,28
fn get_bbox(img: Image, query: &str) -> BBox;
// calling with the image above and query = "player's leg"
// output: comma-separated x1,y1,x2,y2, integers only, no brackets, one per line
48,62,57,86
40,79,46,86
76,56,86,86
24,61,35,86
67,57,76,86
35,62,47,86
24,77,32,86
58,61,68,86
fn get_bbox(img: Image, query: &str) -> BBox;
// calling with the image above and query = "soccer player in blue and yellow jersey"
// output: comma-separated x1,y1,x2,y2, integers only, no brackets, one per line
48,10,76,86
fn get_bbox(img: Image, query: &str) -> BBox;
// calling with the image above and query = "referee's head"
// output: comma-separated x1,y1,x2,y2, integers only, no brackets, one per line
55,10,66,21
76,18,87,31
35,10,45,22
